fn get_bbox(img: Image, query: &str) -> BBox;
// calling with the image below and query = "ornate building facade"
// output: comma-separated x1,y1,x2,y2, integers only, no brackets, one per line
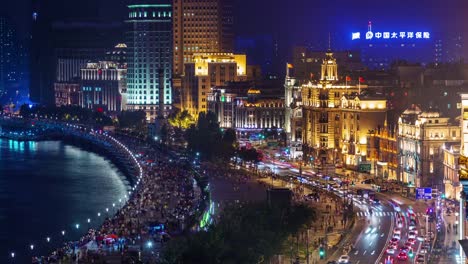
301,51,387,168
397,106,460,188
284,64,302,142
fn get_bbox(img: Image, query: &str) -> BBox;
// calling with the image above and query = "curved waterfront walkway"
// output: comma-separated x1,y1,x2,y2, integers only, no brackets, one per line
0,117,204,263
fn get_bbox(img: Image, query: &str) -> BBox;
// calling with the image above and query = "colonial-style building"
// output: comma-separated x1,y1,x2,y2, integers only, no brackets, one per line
301,50,387,168
54,82,80,107
207,88,284,130
234,92,285,130
443,143,461,200
284,64,303,142
80,61,127,112
367,121,398,180
397,106,460,188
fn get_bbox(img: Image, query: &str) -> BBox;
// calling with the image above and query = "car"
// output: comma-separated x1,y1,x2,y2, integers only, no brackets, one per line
409,225,417,231
396,220,403,228
404,242,412,248
408,231,416,239
416,254,425,262
390,237,400,243
386,247,396,254
407,238,416,245
327,261,338,264
397,252,408,261
420,246,428,254
373,199,381,205
393,228,402,235
393,234,401,240
417,235,425,242
399,246,410,253
338,255,350,263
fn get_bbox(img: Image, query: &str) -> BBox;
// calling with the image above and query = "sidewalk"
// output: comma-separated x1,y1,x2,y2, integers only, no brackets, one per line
256,176,352,264
439,209,465,263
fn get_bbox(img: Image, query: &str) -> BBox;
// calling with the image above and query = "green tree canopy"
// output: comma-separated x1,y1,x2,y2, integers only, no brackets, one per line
185,111,236,161
117,110,146,129
160,202,315,264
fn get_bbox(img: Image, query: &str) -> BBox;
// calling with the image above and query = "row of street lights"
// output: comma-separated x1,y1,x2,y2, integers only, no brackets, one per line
9,130,144,260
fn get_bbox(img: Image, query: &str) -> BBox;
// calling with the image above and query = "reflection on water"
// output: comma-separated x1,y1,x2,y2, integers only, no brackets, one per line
0,139,129,262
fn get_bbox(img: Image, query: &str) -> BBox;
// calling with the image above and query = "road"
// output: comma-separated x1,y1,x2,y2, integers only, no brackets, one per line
257,160,438,264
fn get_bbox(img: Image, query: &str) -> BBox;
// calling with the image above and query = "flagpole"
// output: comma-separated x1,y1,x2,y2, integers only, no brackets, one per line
358,78,361,95
345,78,348,95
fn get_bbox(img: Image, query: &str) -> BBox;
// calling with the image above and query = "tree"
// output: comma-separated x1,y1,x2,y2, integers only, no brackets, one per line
160,202,315,263
168,110,195,130
238,147,262,163
117,110,146,129
184,111,237,161
160,123,169,145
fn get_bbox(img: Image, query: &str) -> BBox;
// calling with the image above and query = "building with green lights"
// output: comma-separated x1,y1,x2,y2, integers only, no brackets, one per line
125,1,173,120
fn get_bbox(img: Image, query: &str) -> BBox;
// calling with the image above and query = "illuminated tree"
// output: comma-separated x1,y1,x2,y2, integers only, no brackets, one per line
168,110,195,130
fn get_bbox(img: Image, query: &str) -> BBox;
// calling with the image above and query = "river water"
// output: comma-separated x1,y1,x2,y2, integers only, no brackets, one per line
0,139,130,262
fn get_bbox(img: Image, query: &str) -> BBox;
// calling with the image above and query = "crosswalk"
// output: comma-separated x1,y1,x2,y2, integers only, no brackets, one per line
356,211,427,218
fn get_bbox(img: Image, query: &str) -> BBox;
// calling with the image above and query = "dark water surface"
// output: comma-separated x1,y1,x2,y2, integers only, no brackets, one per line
0,139,129,262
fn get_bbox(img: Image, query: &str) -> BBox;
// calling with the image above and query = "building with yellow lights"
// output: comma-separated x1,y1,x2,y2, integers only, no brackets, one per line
181,53,247,117
284,63,303,142
397,106,460,189
301,50,387,168
367,122,398,181
443,143,461,200
442,93,468,200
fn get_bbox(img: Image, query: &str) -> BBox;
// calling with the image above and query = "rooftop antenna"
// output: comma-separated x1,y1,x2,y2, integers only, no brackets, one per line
368,21,372,32
328,32,331,51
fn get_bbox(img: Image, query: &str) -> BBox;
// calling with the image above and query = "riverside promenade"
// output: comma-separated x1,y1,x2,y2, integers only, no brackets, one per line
0,117,206,263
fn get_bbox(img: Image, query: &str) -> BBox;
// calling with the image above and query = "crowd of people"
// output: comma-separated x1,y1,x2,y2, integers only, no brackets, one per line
33,133,205,263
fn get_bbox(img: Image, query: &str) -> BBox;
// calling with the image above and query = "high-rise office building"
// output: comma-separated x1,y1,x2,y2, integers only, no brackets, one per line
125,1,173,120
30,0,121,104
172,0,234,106
0,17,18,98
173,0,233,75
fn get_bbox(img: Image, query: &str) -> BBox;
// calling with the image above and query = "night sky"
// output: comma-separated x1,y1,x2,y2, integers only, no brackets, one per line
4,0,468,52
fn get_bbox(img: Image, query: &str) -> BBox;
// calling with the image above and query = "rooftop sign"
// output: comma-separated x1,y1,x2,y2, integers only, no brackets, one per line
352,22,431,41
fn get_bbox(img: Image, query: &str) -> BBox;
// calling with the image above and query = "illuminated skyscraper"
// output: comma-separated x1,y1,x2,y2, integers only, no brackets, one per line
173,0,233,75
172,0,234,105
0,17,17,97
125,1,173,120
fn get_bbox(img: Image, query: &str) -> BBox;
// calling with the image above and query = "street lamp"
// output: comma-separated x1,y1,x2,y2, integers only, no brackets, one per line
75,224,80,229
30,244,34,250
11,252,15,258
46,237,50,243
61,230,65,236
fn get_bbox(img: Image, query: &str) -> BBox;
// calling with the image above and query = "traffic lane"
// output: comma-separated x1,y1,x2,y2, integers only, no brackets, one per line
380,210,424,263
349,210,393,264
327,215,366,262
346,200,394,263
